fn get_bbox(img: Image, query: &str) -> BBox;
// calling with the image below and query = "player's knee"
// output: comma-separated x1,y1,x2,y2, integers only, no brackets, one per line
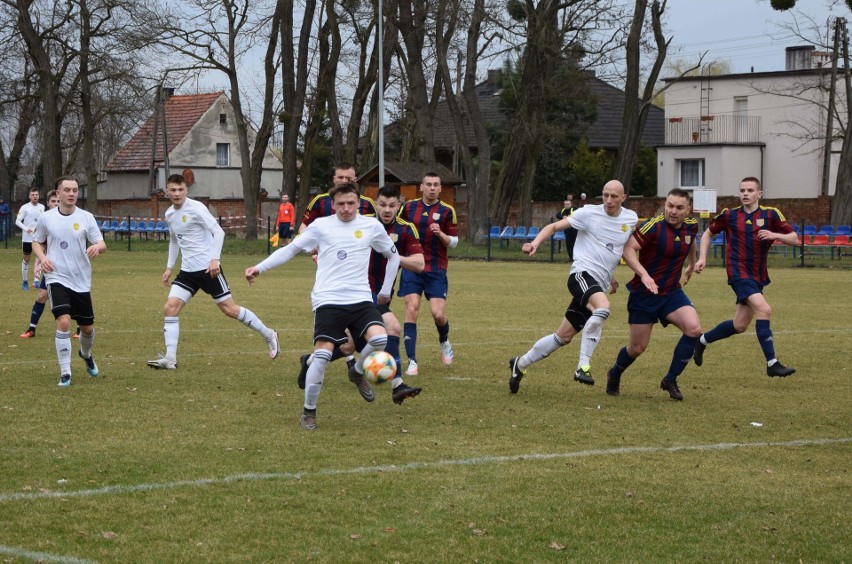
368,334,388,349
629,341,648,356
340,340,355,355
683,324,702,338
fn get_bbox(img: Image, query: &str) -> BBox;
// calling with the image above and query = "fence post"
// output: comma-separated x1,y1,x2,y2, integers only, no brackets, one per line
486,225,492,261
127,215,131,252
267,216,272,256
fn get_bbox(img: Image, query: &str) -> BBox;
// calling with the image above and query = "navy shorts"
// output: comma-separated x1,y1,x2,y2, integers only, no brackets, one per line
371,292,393,315
730,279,764,304
47,282,95,325
398,270,448,301
627,288,694,327
313,302,384,346
278,223,292,239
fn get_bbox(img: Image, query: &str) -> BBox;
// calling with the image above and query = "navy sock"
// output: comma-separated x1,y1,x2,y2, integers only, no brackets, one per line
386,335,401,371
665,335,699,381
610,347,635,378
403,322,417,361
755,319,776,362
29,301,46,328
704,319,737,344
436,321,450,343
330,345,345,361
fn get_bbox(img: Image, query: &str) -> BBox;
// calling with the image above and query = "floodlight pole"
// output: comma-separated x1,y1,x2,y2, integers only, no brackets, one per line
377,0,385,188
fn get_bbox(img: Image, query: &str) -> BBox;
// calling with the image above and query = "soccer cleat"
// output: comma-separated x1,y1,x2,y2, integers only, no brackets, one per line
392,382,422,404
404,359,419,376
73,328,81,339
266,330,280,359
147,355,177,370
33,279,40,289
346,357,356,371
660,378,683,401
574,366,595,386
767,362,796,377
20,329,36,339
58,374,71,387
78,350,99,377
693,341,706,367
440,341,454,365
606,369,621,397
508,357,525,394
22,281,28,291
297,354,310,390
300,412,317,431
348,363,375,402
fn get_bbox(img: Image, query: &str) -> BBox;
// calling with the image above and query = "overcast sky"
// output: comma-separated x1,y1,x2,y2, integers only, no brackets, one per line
664,0,844,74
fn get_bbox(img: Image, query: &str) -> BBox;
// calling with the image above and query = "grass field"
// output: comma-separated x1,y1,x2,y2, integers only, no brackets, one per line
0,245,850,562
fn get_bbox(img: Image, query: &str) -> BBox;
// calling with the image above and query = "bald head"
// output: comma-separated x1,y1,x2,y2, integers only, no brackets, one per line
603,180,625,195
601,179,627,216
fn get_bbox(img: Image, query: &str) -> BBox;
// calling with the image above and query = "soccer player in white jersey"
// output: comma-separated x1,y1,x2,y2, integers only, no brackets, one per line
245,182,401,431
507,180,638,393
32,177,106,386
147,174,279,370
16,186,45,290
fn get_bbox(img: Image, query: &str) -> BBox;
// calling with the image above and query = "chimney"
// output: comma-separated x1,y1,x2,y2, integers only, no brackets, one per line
162,86,175,99
785,45,815,71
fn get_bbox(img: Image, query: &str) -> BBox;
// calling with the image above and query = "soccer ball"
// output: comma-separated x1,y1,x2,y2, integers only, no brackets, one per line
362,351,397,384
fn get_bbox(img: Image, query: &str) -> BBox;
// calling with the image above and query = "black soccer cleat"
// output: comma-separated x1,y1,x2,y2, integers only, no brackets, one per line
297,354,310,390
508,357,525,394
660,378,683,401
767,362,796,377
693,341,706,367
392,383,422,404
574,367,594,386
348,363,375,402
606,369,621,397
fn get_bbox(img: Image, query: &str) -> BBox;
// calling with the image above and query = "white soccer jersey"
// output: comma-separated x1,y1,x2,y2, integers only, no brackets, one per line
33,207,103,292
296,214,396,310
165,198,224,273
16,202,45,243
568,204,639,289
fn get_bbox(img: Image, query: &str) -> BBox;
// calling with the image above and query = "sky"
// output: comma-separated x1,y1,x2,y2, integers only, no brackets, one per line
664,0,843,75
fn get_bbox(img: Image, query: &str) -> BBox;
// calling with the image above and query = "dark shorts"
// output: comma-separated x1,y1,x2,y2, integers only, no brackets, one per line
730,279,764,305
278,223,292,239
313,302,384,346
172,268,231,301
22,241,33,255
371,292,393,315
627,288,694,327
47,283,95,325
398,270,448,301
564,271,606,332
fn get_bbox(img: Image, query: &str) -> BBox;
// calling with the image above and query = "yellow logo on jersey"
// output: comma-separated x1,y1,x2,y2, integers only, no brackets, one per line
746,219,752,225
182,214,187,223
621,224,628,232
675,236,681,242
73,223,80,230
390,233,399,242
354,230,363,239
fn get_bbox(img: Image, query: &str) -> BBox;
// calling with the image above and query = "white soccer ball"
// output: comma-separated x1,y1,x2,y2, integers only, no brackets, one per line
362,351,397,384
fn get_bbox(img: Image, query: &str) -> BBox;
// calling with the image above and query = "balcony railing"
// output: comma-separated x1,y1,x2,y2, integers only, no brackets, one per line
665,115,761,144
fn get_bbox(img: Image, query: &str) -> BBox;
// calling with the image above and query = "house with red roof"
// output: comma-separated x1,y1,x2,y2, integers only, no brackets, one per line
101,90,282,211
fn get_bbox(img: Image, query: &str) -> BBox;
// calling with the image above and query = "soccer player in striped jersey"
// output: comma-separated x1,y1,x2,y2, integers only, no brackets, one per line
147,174,279,370
298,162,376,232
508,180,638,394
398,172,458,375
694,177,799,377
607,188,701,400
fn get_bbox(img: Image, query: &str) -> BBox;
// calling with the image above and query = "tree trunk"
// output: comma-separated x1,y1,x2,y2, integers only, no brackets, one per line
831,20,852,225
78,0,100,213
397,0,437,162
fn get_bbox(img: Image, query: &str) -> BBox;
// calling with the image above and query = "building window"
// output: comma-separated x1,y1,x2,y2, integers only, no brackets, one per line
219,113,227,125
679,159,704,188
216,143,230,167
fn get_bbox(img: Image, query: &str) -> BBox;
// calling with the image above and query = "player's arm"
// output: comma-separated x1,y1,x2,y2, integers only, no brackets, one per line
694,228,713,273
377,245,400,304
523,218,569,256
86,239,107,258
163,230,179,286
682,239,697,286
622,236,657,294
246,228,316,283
15,211,29,233
400,252,424,273
757,228,798,246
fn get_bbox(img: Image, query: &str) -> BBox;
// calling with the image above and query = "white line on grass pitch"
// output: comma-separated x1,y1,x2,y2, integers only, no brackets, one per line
0,544,95,564
1,437,848,504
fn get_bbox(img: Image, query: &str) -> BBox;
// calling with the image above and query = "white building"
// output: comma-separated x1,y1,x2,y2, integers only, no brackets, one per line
657,46,844,199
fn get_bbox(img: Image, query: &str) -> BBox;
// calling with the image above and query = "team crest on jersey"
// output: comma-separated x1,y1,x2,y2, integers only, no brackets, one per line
756,219,765,227
73,223,80,230
182,214,187,223
354,230,363,239
390,233,399,242
685,235,692,244
432,213,441,221
337,250,348,260
621,224,628,232
60,241,68,249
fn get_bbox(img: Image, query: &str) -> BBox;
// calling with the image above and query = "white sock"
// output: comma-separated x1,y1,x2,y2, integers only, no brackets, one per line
79,329,94,358
357,335,388,374
164,316,179,360
22,261,29,283
305,349,331,410
237,306,272,337
519,333,566,369
578,308,609,368
55,330,72,375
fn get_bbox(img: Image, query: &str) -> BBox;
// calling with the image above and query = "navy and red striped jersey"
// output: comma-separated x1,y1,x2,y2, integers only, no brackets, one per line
368,218,422,294
628,215,699,295
300,193,376,227
708,205,794,285
399,199,457,272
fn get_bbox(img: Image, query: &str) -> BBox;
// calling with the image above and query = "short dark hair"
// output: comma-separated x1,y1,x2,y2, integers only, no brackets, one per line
167,173,186,186
422,171,440,182
377,185,400,200
667,188,691,200
53,176,76,189
329,182,360,200
46,189,58,200
741,176,761,189
335,162,356,173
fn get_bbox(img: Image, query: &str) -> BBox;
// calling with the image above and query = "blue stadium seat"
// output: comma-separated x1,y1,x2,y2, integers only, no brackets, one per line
489,226,500,239
818,225,834,236
836,225,851,236
134,221,147,240
711,232,725,258
512,226,527,240
526,226,539,240
155,220,169,239
803,225,817,236
498,226,513,248
792,224,801,234
100,219,112,233
116,220,129,239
